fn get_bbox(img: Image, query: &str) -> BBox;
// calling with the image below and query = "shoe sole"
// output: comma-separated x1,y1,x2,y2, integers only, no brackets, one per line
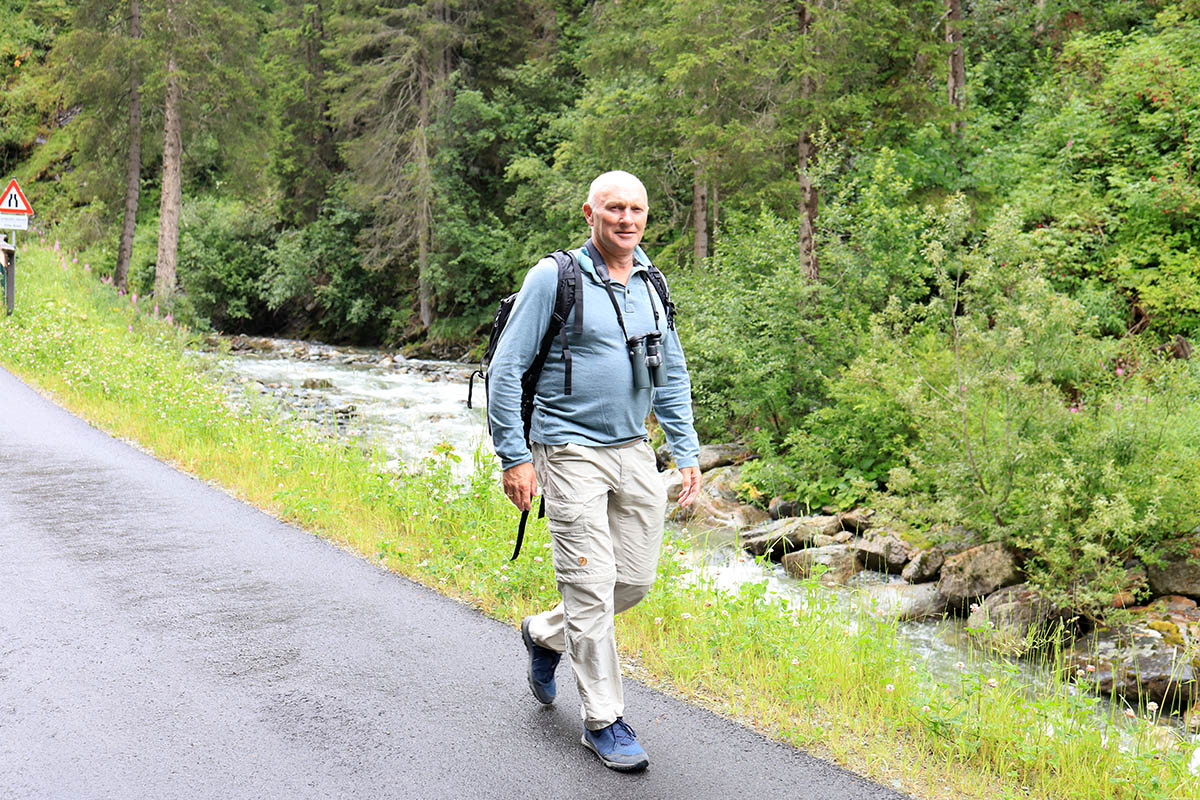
581,734,649,773
521,617,555,705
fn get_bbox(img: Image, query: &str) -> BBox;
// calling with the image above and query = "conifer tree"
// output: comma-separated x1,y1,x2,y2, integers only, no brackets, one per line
327,0,470,333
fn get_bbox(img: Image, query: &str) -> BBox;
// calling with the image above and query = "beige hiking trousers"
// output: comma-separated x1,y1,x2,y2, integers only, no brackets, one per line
525,440,666,730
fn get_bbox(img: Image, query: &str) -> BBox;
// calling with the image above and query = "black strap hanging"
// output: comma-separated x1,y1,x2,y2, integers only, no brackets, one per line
511,496,546,561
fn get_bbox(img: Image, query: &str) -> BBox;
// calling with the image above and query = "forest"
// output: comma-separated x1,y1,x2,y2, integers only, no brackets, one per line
2,0,1199,616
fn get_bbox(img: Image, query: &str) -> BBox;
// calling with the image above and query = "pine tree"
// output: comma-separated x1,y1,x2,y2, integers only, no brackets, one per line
327,0,470,334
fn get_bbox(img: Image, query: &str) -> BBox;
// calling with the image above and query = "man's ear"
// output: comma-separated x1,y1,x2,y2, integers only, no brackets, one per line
582,203,594,226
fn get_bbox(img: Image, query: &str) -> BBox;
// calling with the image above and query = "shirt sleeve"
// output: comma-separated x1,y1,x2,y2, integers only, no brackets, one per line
487,259,559,470
652,324,701,470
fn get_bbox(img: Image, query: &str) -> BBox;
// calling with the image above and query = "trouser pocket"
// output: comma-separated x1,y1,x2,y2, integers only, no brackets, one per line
545,498,613,584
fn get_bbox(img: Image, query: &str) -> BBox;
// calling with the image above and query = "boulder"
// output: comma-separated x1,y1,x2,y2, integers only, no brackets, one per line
301,377,334,390
696,443,754,472
1147,538,1200,598
667,465,770,529
812,531,853,547
768,496,803,520
860,582,947,621
702,465,744,503
902,548,945,584
936,542,1022,611
656,441,752,471
741,517,826,559
852,532,914,575
670,493,768,530
662,469,683,503
782,545,863,585
1066,596,1200,707
838,508,875,533
966,584,1072,654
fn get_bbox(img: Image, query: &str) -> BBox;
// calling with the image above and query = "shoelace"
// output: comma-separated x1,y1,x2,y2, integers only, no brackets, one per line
611,718,637,745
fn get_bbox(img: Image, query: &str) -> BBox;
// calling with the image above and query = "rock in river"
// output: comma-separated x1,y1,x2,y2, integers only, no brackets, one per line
741,516,841,559
936,541,1022,611
1066,595,1200,707
901,548,945,583
1147,537,1200,598
852,531,913,575
966,583,1072,654
859,582,947,621
782,545,863,585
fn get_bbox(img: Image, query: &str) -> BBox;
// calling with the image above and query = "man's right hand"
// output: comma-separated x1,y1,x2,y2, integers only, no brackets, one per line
502,462,539,511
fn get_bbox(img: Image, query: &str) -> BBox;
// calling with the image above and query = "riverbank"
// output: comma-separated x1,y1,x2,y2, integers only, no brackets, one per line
3,243,1198,800
210,330,1200,733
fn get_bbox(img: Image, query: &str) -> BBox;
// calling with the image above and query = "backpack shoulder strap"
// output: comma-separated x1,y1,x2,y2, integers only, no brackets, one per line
644,264,677,331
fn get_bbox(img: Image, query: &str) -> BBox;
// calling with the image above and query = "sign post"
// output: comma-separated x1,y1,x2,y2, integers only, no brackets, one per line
1,179,33,315
1,235,13,316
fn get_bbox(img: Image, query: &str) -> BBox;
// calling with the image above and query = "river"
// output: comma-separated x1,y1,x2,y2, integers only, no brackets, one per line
211,336,1195,744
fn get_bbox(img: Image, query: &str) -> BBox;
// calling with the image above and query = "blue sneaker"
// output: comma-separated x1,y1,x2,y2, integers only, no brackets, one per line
521,617,561,705
581,718,649,772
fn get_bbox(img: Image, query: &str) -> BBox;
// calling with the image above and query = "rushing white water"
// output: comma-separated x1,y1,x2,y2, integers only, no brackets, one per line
218,346,492,481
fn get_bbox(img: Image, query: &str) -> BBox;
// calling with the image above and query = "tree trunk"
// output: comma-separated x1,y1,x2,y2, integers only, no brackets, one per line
115,0,141,292
711,182,719,233
415,60,434,331
155,51,183,303
946,0,965,133
692,172,708,263
796,2,818,282
797,132,819,282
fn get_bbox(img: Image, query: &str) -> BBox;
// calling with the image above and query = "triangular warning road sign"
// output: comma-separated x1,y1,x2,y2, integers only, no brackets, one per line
1,179,33,215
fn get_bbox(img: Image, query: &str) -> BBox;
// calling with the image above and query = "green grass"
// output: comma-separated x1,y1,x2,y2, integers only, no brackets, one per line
3,240,1198,800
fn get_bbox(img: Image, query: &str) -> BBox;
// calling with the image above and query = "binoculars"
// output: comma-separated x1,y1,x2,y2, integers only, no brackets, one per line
627,331,667,389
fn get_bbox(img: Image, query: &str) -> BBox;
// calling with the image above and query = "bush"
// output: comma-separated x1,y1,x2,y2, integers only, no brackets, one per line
177,195,279,331
263,189,408,344
867,209,1200,619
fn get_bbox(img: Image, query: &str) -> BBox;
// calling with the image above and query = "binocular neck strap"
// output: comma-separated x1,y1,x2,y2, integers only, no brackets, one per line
585,241,660,337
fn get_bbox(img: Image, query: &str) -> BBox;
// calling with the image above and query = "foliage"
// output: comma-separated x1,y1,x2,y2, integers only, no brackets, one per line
263,184,409,343
866,208,1200,619
176,195,279,331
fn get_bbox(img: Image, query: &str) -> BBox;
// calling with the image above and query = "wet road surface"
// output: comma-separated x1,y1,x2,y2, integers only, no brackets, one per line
0,367,910,799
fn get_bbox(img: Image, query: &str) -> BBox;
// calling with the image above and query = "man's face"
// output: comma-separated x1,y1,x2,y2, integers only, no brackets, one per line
584,181,648,262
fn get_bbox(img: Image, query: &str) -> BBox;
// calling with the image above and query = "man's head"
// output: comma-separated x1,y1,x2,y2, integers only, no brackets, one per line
583,171,648,263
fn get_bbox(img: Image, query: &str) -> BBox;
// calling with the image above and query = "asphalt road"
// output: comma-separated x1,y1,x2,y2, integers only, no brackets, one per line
0,366,911,800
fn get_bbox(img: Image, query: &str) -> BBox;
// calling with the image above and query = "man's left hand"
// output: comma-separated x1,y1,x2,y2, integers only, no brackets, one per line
677,466,702,507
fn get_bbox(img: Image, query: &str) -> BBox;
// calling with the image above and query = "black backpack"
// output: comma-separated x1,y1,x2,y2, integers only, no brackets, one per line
467,248,676,559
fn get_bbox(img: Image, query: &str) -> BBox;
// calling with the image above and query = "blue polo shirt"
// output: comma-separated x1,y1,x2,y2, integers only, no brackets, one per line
487,243,701,470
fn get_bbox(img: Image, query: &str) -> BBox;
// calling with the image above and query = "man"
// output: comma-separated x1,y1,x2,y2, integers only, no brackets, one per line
487,170,702,772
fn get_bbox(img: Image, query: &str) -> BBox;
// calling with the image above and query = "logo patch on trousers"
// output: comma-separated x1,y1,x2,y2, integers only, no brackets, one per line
577,556,588,566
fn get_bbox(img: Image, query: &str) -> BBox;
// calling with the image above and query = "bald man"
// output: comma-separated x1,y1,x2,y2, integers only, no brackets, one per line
487,171,702,771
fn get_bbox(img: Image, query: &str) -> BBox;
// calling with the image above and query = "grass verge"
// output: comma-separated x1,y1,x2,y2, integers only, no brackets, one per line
3,241,1198,800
